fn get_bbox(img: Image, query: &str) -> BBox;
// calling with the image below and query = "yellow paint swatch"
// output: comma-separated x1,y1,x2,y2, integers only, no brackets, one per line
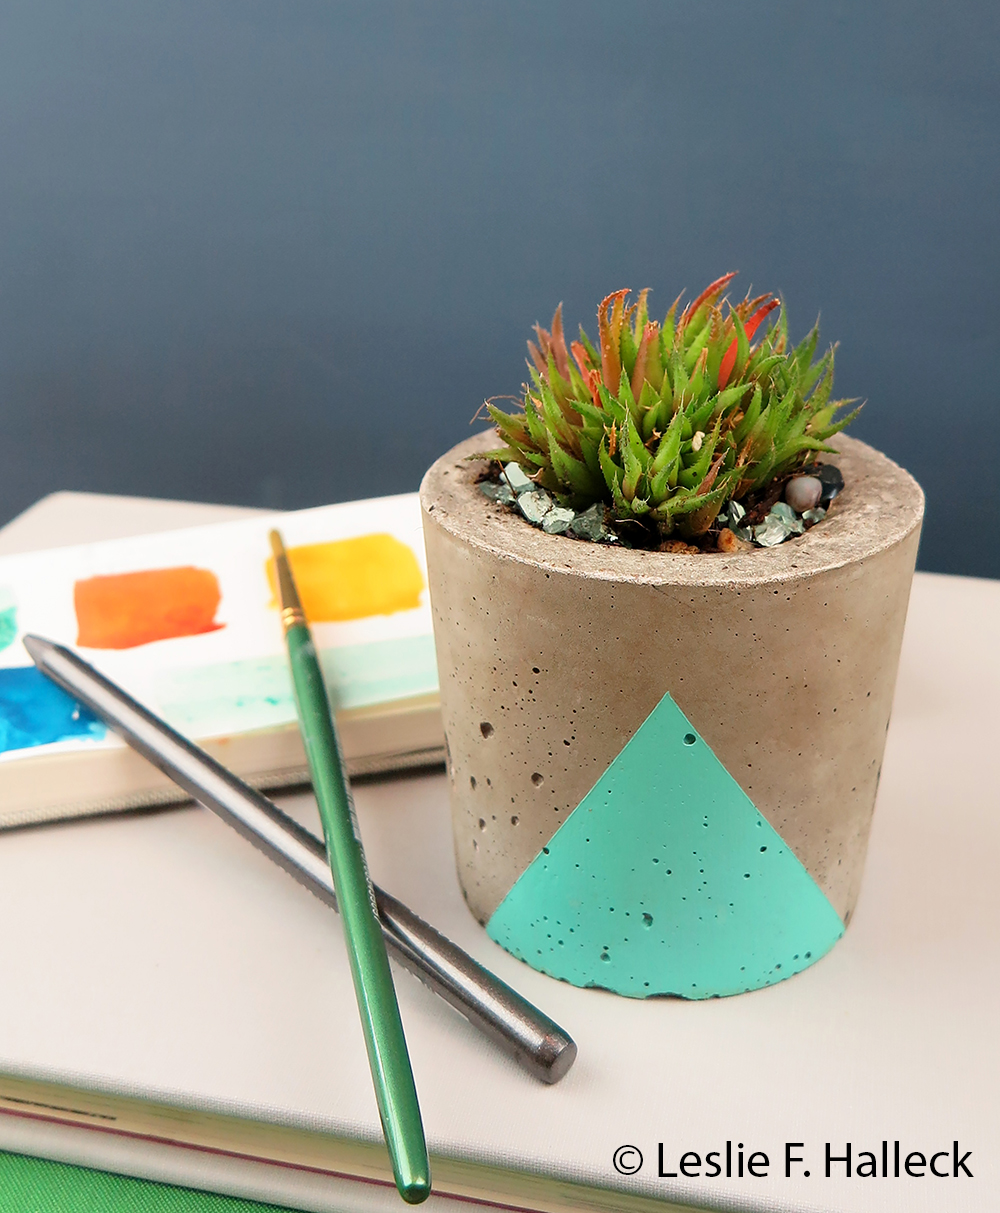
266,533,424,622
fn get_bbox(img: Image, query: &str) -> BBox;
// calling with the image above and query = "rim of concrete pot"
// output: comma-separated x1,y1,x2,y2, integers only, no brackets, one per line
421,429,923,590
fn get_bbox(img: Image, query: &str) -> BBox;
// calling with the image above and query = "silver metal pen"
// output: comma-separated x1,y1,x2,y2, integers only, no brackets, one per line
23,635,576,1084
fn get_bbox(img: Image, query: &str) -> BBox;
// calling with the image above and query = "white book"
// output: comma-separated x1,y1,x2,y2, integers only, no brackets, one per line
0,495,444,830
0,497,995,1213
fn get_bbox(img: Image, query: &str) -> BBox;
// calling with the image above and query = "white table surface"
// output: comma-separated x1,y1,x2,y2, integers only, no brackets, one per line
0,492,997,1213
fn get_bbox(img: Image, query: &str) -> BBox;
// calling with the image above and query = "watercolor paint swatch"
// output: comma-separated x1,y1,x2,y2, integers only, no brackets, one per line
266,535,425,622
0,587,15,653
157,636,439,737
0,493,443,829
75,567,224,649
0,667,106,753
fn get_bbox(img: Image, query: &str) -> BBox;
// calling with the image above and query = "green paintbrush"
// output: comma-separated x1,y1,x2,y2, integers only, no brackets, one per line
269,529,430,1204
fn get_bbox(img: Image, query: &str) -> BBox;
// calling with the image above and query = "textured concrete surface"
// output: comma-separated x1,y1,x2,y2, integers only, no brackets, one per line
421,431,924,924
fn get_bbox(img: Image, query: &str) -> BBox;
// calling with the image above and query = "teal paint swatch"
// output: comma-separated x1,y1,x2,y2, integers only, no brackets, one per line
0,666,107,753
158,635,438,737
487,694,844,999
0,585,16,652
0,608,15,653
321,634,438,709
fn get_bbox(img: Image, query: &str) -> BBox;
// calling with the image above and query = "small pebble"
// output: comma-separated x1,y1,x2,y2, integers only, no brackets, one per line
691,431,705,453
568,502,606,541
770,501,804,534
753,515,789,547
542,506,576,534
659,538,700,554
814,463,844,505
785,475,822,512
716,528,752,554
501,462,535,495
479,480,514,505
517,489,553,525
802,507,826,526
726,500,747,526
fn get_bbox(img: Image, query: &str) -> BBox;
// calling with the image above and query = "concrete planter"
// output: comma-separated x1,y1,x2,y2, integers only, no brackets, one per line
420,430,923,997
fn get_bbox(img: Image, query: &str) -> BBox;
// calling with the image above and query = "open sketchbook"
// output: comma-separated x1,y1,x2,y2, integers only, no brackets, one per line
0,495,443,829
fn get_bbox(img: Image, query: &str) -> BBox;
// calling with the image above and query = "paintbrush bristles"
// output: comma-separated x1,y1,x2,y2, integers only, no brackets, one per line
269,529,306,631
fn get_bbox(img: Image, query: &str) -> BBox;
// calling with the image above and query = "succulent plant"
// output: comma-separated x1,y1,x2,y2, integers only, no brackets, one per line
482,274,859,537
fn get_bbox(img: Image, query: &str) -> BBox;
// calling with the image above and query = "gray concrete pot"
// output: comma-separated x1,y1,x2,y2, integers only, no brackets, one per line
420,430,923,994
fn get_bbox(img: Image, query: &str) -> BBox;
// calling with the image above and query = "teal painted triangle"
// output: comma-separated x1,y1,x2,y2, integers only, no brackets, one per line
487,694,844,998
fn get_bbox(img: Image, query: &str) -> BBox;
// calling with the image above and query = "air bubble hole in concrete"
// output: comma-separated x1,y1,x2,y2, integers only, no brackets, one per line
480,722,494,738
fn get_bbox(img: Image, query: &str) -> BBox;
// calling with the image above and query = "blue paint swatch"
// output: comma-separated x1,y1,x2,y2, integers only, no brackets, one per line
488,693,844,999
0,666,107,753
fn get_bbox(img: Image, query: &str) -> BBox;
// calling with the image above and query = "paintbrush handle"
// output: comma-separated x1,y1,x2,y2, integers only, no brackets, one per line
282,620,429,1202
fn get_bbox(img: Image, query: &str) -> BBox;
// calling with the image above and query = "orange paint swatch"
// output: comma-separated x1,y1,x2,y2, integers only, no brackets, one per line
75,567,224,649
266,534,424,622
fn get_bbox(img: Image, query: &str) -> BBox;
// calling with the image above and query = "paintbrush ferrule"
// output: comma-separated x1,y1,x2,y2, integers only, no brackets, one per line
280,605,306,631
269,530,306,633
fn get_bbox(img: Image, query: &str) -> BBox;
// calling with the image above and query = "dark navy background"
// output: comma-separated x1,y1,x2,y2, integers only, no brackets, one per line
1,2,996,576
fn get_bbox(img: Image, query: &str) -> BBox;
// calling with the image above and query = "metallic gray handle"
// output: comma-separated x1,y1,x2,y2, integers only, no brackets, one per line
23,636,577,1084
